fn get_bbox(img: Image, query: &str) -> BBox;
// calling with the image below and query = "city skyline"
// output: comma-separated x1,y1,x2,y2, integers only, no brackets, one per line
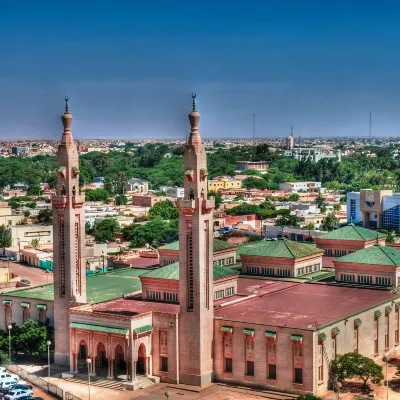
1,1,400,139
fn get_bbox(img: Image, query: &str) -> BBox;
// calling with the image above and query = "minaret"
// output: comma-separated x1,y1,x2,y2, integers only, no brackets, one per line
52,97,86,365
178,94,214,386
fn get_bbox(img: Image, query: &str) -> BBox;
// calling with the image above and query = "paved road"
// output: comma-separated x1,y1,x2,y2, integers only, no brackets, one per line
7,262,53,286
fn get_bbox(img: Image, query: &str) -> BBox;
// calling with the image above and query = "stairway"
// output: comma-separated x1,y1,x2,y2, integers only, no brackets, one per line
134,375,155,390
65,373,125,391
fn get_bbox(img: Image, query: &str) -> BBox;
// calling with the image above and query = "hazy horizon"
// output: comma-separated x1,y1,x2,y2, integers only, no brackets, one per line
1,1,400,140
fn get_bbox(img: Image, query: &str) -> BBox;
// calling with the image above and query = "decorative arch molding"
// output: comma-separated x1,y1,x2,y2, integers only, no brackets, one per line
74,331,90,355
111,336,128,360
92,333,108,358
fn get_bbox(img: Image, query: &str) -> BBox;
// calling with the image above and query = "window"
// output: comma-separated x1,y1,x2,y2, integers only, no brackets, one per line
246,361,254,377
268,364,276,380
146,290,161,300
325,249,333,256
214,290,224,300
39,309,47,323
332,337,337,358
340,274,355,283
22,307,30,324
277,269,290,277
294,368,303,384
396,310,399,345
227,257,234,265
318,344,324,382
306,266,312,274
354,328,359,353
374,319,379,355
314,264,320,272
160,356,168,372
297,268,304,276
335,249,346,256
376,277,391,286
219,259,225,266
358,275,372,284
163,292,178,302
247,266,259,275
225,287,234,297
5,305,11,328
163,260,175,266
385,315,389,350
262,267,274,276
225,357,232,373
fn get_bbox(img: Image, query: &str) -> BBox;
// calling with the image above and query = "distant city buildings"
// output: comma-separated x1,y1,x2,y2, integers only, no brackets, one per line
236,161,269,173
208,176,242,192
125,178,149,194
279,181,321,193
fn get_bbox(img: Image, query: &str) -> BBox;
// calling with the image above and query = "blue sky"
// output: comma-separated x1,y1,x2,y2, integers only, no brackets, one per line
1,0,400,139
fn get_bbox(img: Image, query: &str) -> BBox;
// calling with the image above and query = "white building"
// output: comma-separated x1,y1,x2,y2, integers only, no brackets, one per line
279,181,321,193
160,186,184,198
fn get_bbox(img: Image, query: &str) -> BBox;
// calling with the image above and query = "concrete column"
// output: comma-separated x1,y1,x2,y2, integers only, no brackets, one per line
132,361,137,384
126,361,129,380
145,356,149,377
107,359,111,379
148,355,152,377
91,357,96,376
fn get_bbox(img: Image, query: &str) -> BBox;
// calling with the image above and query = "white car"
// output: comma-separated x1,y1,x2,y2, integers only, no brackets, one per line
0,373,19,382
4,389,33,400
0,380,20,391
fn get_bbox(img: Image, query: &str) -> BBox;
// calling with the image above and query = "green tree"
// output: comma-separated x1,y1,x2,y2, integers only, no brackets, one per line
115,194,128,206
323,213,339,231
209,190,223,209
234,193,245,201
333,203,341,211
148,200,179,220
242,177,267,190
386,231,396,243
275,214,301,228
332,352,384,388
93,218,120,243
27,183,42,196
316,193,325,208
288,193,300,202
23,210,30,218
37,208,53,224
84,189,110,202
0,226,11,248
30,238,40,248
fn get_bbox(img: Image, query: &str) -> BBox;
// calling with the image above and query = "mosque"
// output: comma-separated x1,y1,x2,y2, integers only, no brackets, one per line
0,97,399,395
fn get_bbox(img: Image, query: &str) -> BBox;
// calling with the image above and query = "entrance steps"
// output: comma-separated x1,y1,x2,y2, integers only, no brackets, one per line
65,373,125,391
134,375,155,390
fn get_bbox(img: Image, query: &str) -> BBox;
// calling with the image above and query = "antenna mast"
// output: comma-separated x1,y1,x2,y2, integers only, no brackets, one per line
369,112,372,140
253,113,256,140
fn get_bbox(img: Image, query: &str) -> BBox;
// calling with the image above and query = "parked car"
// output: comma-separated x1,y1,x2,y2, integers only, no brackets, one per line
4,390,33,400
0,373,19,381
0,381,20,393
20,280,30,285
2,384,32,395
19,397,44,400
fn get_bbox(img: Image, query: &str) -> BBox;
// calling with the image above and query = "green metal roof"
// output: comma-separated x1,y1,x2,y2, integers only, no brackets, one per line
142,262,238,281
354,318,362,326
243,328,255,336
238,239,323,259
375,310,382,318
386,306,393,313
335,244,400,267
319,225,386,241
290,334,303,341
265,331,277,338
36,304,47,310
133,325,153,335
221,326,233,333
4,267,148,304
2,300,11,305
396,302,400,308
319,332,327,341
332,327,340,335
159,239,237,252
70,322,128,335
21,302,30,307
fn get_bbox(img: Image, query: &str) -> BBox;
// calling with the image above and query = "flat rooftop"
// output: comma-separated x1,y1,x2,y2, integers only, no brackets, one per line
215,279,400,330
3,267,148,303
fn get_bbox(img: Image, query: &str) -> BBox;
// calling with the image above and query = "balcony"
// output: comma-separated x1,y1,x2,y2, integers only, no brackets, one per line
177,199,195,216
202,198,215,214
72,195,85,208
52,195,68,209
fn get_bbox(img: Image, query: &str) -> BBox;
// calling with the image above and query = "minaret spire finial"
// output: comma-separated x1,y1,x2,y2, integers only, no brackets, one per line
192,93,197,112
65,96,69,113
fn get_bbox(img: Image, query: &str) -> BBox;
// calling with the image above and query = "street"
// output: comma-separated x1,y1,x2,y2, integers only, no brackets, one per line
9,262,53,287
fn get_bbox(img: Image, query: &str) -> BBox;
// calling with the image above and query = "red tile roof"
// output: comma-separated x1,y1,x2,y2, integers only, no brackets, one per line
215,280,399,329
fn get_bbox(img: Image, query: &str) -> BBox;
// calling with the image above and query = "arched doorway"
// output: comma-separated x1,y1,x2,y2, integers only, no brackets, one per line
137,343,146,375
95,342,108,376
77,340,88,371
115,345,126,373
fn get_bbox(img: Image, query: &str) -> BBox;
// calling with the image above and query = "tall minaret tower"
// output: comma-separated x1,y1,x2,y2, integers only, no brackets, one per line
52,97,86,365
178,95,214,386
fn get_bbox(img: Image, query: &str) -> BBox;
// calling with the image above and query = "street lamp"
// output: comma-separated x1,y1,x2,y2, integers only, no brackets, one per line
46,341,51,379
17,238,21,262
102,250,105,273
87,358,91,400
383,354,390,400
7,325,12,362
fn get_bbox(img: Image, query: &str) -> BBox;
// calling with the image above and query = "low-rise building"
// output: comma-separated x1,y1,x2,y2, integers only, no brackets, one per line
333,243,400,287
9,224,53,248
238,238,323,277
126,178,149,194
208,177,242,192
236,161,269,173
158,238,238,267
279,181,321,193
131,195,165,208
159,186,184,199
315,225,386,257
